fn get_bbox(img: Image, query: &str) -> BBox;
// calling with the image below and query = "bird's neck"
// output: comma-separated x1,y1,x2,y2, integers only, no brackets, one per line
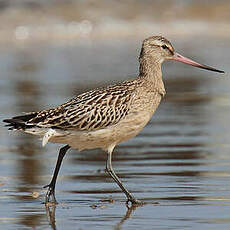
138,57,165,95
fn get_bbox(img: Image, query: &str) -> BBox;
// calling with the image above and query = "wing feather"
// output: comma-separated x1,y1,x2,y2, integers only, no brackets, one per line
26,80,137,131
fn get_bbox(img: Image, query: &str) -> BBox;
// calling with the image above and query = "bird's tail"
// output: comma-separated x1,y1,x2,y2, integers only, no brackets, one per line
3,113,37,130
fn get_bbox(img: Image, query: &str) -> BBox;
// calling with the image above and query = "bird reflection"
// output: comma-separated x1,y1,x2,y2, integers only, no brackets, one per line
45,202,141,230
46,205,57,230
114,205,140,230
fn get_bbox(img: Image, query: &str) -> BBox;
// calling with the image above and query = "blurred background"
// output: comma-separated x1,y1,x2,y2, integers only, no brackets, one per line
0,1,230,230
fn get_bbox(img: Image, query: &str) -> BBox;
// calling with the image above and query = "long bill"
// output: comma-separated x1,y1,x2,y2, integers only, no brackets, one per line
172,52,224,73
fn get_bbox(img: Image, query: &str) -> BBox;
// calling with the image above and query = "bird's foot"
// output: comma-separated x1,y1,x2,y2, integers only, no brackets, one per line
43,183,58,205
126,198,145,208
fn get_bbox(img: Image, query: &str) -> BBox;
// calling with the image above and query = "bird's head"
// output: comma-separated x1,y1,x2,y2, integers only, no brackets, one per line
140,36,224,73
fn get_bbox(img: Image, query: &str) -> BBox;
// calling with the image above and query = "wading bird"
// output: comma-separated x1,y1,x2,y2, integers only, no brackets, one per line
3,36,224,206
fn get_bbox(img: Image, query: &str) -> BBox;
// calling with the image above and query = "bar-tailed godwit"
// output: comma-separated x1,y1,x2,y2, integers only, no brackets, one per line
3,36,224,206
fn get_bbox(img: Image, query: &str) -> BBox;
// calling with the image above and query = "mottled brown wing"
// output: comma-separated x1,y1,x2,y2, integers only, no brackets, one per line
27,81,136,131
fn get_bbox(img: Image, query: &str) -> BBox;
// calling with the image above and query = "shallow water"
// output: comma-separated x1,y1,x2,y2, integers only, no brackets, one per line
0,36,230,230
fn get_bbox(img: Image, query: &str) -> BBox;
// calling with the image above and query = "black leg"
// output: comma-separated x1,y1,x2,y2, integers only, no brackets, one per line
106,150,143,207
44,144,70,204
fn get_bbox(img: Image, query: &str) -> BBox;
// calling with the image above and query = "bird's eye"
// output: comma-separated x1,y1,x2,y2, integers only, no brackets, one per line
161,45,168,49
